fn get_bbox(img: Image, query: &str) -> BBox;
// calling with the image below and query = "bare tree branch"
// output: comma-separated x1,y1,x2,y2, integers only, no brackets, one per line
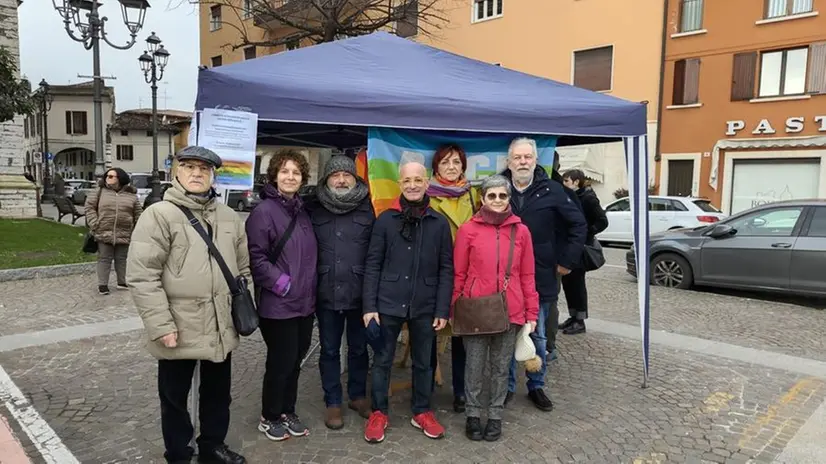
172,0,449,51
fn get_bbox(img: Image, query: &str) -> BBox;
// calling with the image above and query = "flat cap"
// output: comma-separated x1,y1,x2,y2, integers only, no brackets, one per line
175,146,223,169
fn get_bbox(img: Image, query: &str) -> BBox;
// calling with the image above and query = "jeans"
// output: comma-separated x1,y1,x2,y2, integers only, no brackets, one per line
430,336,465,397
97,243,128,286
562,268,589,320
158,355,232,463
260,315,314,421
464,326,517,420
317,309,369,407
508,301,550,392
371,313,435,415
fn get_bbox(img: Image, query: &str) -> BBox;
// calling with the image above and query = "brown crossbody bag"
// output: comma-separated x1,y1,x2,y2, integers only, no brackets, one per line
452,224,515,336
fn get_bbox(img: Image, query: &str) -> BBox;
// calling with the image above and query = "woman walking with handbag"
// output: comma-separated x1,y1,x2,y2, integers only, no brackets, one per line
84,167,142,295
246,149,318,442
451,175,539,442
426,143,480,413
560,169,609,335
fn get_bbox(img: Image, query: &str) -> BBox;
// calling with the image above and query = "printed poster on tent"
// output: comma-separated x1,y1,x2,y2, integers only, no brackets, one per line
197,108,258,190
366,127,557,214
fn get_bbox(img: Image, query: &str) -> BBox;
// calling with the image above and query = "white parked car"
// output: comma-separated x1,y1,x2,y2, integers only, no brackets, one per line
597,196,727,244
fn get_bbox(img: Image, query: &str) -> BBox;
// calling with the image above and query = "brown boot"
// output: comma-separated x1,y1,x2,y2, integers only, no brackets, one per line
348,398,372,419
325,406,344,430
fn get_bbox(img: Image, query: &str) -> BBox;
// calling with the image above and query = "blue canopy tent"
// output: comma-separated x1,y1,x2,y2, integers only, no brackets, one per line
193,31,652,385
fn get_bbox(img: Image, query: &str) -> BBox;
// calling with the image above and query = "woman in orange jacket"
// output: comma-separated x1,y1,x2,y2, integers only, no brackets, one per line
451,174,539,442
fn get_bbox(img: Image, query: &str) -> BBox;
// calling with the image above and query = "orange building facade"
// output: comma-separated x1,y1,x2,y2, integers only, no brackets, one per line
659,0,826,214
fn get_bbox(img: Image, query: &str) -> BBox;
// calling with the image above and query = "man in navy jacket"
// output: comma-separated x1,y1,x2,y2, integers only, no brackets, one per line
502,138,587,412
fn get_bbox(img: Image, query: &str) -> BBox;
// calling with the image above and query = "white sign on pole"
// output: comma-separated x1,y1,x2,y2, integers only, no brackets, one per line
198,108,258,191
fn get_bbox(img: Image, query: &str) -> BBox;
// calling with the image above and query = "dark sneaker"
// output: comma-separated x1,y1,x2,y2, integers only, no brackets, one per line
563,321,586,335
281,413,309,437
348,398,372,419
504,391,514,406
546,348,559,362
453,395,466,413
258,418,289,441
324,406,343,430
364,411,388,443
528,389,554,412
559,317,576,331
197,444,246,464
98,285,110,295
483,419,502,442
117,283,128,290
465,417,482,441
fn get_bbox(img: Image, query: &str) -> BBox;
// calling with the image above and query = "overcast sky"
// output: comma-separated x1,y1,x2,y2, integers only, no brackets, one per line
18,1,200,113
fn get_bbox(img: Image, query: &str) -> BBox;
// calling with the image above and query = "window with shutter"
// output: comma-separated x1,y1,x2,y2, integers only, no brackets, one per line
764,0,813,19
731,52,757,101
244,46,256,60
473,0,503,22
679,0,703,32
394,0,418,38
807,42,826,94
672,58,701,105
65,111,72,134
210,5,222,31
573,46,613,92
211,55,223,67
758,47,808,97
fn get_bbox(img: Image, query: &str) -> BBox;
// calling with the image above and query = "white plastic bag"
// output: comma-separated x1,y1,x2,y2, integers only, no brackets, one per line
514,323,535,362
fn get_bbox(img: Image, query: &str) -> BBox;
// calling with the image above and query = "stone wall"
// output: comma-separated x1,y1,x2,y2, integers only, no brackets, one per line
0,0,37,218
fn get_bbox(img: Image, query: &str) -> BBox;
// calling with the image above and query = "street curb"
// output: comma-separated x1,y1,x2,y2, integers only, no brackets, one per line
0,262,95,283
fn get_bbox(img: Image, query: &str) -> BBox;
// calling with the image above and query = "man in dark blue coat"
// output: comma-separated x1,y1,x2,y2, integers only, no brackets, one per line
502,138,587,412
362,160,453,443
305,156,375,430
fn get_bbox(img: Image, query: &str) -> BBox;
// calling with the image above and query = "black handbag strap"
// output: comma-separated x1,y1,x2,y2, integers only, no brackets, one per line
501,224,516,290
268,214,298,264
175,204,239,295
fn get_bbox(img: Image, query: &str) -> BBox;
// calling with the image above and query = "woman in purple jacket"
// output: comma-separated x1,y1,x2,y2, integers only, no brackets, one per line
246,149,318,442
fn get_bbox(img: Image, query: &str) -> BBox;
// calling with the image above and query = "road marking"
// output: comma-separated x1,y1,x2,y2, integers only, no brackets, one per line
0,365,79,464
603,264,626,269
0,317,143,353
0,412,31,464
701,391,734,413
738,377,822,451
587,318,826,378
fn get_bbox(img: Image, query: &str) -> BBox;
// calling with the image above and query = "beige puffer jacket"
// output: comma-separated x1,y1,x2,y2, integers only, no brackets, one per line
85,183,142,245
126,179,251,362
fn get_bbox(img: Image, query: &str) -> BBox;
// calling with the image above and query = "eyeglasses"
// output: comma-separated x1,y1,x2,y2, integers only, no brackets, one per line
486,192,509,201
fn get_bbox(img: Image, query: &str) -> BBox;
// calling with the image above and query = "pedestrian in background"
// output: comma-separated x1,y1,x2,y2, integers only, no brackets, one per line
305,155,374,429
127,146,248,464
452,174,539,441
85,167,142,295
246,149,318,442
561,169,608,335
426,143,479,413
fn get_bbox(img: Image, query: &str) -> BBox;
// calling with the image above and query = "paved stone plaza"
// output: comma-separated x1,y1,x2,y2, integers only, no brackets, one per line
1,247,826,463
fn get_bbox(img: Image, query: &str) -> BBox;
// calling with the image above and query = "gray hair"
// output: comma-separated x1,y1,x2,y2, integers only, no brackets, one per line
507,137,538,159
480,175,512,197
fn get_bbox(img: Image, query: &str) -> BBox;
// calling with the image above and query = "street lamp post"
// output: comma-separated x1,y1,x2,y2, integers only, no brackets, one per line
35,79,55,197
139,32,170,205
51,0,150,179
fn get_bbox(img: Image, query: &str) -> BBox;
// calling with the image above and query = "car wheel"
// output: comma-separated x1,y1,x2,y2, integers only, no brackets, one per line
650,253,693,289
236,200,246,212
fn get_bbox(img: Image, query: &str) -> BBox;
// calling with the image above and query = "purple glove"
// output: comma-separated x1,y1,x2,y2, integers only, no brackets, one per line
274,274,291,297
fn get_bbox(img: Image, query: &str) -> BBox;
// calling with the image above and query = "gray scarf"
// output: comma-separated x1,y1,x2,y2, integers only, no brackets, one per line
317,180,369,215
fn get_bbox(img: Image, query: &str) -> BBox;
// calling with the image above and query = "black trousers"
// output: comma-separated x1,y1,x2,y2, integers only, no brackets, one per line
561,268,589,320
158,354,232,463
260,315,314,421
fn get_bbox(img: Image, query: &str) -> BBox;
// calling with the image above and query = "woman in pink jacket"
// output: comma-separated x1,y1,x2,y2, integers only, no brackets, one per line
451,174,539,442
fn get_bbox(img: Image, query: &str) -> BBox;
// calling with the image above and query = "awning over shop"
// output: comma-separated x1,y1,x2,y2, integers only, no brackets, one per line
556,144,607,183
709,135,826,190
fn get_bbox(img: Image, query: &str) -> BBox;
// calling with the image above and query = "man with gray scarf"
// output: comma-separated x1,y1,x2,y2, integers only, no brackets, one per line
305,155,375,430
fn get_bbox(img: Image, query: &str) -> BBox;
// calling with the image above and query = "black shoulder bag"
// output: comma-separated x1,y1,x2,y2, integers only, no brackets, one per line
82,187,104,254
176,204,259,337
253,214,299,304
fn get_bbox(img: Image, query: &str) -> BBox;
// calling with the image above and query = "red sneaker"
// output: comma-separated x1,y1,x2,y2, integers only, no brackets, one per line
364,411,388,443
411,411,445,439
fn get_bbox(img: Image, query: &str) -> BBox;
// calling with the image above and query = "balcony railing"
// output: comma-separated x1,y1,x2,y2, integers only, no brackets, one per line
679,0,704,32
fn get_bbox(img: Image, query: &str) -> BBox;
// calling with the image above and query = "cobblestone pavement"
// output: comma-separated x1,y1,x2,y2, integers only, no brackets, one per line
0,249,825,463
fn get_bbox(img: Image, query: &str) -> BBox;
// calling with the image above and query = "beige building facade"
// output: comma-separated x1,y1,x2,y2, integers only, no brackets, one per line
198,0,665,198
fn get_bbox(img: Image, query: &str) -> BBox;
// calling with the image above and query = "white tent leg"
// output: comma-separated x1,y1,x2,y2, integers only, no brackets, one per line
189,362,200,451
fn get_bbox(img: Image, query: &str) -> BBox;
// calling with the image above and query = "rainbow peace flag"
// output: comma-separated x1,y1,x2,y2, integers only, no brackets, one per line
366,128,558,215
